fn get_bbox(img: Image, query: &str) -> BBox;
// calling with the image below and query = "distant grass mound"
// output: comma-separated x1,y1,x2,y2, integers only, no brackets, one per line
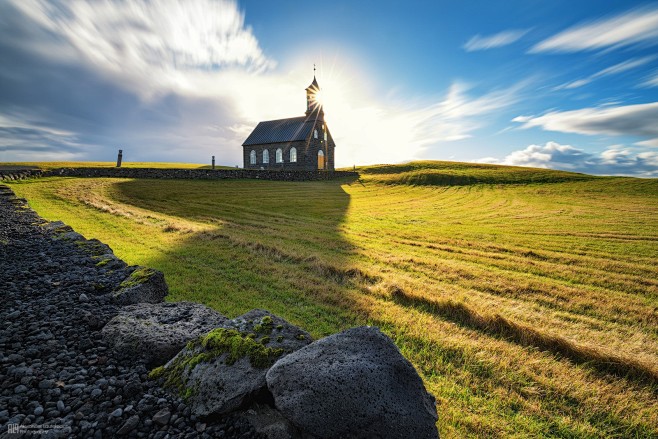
357,161,598,185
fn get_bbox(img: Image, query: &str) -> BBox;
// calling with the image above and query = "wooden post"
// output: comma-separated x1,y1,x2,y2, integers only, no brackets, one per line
116,149,123,168
212,156,215,170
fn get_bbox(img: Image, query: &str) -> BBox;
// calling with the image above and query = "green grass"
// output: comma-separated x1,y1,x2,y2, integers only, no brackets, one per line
7,160,658,438
0,161,231,170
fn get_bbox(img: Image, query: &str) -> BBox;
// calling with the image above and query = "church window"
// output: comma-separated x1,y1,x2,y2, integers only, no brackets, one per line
290,147,297,163
314,129,318,139
324,130,327,141
250,150,256,165
276,148,283,163
263,149,269,163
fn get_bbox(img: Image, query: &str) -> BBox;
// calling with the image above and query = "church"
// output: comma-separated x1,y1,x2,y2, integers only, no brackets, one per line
242,74,335,171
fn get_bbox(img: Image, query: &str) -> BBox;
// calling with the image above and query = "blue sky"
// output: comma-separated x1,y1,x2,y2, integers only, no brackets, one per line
1,0,658,176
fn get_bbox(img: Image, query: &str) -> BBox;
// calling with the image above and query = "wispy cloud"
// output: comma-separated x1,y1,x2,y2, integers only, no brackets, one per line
478,141,658,177
513,102,658,147
464,29,528,52
531,6,658,53
554,56,655,90
642,71,658,88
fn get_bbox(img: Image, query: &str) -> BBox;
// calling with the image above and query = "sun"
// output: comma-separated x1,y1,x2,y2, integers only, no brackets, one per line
313,90,324,106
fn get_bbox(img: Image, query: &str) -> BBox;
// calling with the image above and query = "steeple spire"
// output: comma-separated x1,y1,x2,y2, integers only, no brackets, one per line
305,66,322,117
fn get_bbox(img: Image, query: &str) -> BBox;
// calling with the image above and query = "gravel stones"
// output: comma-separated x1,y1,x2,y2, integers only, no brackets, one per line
102,302,229,366
152,408,171,426
117,414,139,434
266,326,440,439
0,185,263,438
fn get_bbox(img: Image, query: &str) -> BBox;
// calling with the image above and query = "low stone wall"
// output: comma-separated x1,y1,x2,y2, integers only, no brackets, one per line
0,167,358,182
0,169,45,181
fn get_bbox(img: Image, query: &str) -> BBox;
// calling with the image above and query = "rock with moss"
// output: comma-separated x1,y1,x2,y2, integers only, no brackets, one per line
101,301,229,366
153,310,312,417
112,266,168,305
43,220,85,241
266,326,440,439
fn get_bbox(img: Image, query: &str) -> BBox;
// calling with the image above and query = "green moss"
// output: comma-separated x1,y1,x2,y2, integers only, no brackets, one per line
295,334,306,340
253,315,274,334
276,335,284,343
276,325,283,331
151,328,284,401
148,366,165,379
119,267,155,289
95,258,110,267
201,328,284,368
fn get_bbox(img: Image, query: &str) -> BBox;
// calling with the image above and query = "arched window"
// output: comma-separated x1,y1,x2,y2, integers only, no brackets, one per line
250,150,256,165
290,147,297,163
276,148,283,163
318,149,325,169
314,129,318,139
263,149,269,164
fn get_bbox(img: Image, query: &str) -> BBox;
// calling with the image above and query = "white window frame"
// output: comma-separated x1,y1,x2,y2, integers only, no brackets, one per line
276,148,283,163
263,149,269,164
314,129,318,139
290,147,297,163
250,150,256,165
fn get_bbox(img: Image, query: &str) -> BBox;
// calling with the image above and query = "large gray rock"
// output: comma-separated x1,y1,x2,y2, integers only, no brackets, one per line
102,302,229,366
112,266,168,305
155,309,312,417
244,403,301,439
266,326,439,439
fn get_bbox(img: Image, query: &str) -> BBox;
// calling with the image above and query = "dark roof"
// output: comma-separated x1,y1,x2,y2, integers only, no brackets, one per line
306,76,319,91
242,116,316,146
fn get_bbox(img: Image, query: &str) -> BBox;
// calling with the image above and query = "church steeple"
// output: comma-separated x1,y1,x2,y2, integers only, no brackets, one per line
305,66,323,117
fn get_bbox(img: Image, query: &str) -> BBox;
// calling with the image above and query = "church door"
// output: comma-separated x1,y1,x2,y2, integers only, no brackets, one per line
318,150,325,170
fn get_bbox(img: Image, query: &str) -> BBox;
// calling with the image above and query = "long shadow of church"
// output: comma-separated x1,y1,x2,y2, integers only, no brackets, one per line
114,176,363,337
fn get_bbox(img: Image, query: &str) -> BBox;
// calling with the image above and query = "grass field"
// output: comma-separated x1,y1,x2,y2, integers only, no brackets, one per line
0,161,229,170
7,161,658,438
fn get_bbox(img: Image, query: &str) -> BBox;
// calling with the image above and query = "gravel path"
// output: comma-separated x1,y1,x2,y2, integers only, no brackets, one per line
0,185,262,438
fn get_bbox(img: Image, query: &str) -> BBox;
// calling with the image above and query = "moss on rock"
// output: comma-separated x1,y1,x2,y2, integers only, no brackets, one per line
149,327,284,401
119,267,157,289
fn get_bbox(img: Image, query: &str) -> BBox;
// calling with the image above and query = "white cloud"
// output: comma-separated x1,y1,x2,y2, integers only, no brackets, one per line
642,71,658,88
464,30,528,52
478,141,658,177
554,57,655,90
531,6,658,53
9,0,275,96
513,102,658,147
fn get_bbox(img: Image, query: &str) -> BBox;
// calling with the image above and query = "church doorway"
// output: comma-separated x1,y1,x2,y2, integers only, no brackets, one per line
318,150,325,170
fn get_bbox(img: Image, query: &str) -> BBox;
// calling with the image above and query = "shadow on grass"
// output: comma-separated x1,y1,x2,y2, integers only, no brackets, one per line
113,177,367,336
389,286,658,389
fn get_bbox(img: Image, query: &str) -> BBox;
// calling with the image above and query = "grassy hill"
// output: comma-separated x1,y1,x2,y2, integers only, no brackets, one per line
355,161,598,185
7,161,658,438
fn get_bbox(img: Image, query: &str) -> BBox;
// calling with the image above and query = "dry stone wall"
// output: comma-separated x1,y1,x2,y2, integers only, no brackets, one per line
0,168,358,182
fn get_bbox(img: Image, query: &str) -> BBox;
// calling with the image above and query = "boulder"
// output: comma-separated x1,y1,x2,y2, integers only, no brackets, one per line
102,302,229,366
265,326,439,439
152,309,312,417
112,266,168,305
243,403,301,439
